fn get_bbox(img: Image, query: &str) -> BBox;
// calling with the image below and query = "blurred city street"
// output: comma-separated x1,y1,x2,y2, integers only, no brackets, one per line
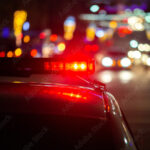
1,0,150,149
95,67,150,150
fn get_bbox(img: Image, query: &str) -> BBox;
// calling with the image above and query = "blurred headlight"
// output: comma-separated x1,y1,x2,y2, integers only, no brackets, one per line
102,57,113,67
120,57,131,68
146,58,150,66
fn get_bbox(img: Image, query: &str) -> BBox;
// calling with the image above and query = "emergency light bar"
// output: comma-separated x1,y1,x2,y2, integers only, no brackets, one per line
0,58,95,75
44,60,95,73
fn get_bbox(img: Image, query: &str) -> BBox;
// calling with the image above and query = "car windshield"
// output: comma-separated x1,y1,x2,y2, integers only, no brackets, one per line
0,0,150,149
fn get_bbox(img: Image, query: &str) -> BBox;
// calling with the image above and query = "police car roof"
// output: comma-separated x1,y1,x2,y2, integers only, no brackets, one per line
0,82,107,120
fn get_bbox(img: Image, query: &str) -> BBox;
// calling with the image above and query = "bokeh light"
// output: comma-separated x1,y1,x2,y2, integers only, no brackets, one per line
2,27,10,38
64,16,76,40
146,58,150,66
23,35,30,43
23,21,30,31
0,51,5,57
96,28,104,38
130,40,138,48
7,51,13,58
50,34,58,42
102,57,113,67
57,43,66,52
30,49,37,57
15,48,22,57
90,5,100,13
39,32,46,39
109,21,118,29
120,57,131,68
119,71,133,83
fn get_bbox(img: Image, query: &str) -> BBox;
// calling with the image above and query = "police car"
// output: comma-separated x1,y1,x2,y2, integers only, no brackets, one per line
0,58,137,150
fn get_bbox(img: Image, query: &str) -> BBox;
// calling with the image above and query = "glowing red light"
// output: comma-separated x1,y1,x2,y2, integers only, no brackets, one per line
84,45,91,51
43,89,87,100
125,27,133,34
0,51,5,57
51,62,64,71
44,61,94,73
39,32,45,39
30,49,37,57
92,44,99,52
18,33,23,39
44,62,50,70
84,44,99,52
50,34,58,42
118,26,133,38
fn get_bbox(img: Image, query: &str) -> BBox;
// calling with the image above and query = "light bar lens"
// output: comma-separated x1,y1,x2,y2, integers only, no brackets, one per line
44,61,94,73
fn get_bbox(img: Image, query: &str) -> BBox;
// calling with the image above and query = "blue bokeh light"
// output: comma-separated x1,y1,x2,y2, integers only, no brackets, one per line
23,21,30,31
2,27,10,38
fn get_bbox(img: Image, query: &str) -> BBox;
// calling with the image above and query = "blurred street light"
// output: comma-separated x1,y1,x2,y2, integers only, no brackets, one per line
23,21,30,31
30,49,37,57
109,21,118,29
96,28,104,38
90,5,100,13
23,35,30,43
15,48,22,57
146,58,150,66
7,51,13,58
64,16,76,40
86,24,96,41
138,43,150,52
146,30,150,40
50,34,58,42
128,50,141,59
14,10,27,46
130,40,138,48
57,42,66,52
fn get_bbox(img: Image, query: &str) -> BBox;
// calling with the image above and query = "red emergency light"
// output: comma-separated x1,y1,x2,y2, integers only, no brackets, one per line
44,60,95,73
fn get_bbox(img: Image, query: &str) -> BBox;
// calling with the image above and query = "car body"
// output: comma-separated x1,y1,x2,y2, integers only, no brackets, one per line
0,74,137,150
